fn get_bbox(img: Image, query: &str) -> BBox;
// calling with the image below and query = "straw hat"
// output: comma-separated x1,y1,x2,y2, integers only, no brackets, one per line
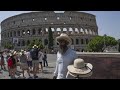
13,51,17,55
67,58,93,77
32,45,38,48
9,53,12,56
56,33,72,45
20,49,25,54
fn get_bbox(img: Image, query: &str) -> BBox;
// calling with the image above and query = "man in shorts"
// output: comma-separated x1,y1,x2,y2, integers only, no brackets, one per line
26,49,32,71
30,45,39,79
38,49,43,72
20,50,31,78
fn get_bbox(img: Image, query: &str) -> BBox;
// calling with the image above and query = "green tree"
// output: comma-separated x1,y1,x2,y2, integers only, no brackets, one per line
4,42,14,49
86,35,118,52
48,27,53,49
28,39,44,49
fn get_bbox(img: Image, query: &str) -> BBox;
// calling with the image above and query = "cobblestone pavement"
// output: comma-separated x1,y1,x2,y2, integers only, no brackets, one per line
0,54,57,79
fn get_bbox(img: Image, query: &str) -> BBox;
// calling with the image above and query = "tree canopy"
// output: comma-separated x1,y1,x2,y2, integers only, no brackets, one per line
28,38,44,49
86,35,118,52
4,42,14,49
48,27,54,49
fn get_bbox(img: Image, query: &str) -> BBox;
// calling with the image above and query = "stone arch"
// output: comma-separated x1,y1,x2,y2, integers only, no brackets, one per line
17,41,20,46
17,30,20,36
13,31,16,37
92,30,95,35
7,32,9,38
56,28,61,35
44,39,48,45
80,28,84,34
85,38,89,44
63,28,67,33
69,28,73,34
4,32,6,38
42,28,46,34
21,40,25,46
89,29,92,35
44,28,48,34
10,32,12,37
22,30,25,35
76,38,79,44
81,39,84,44
85,29,89,34
38,28,42,35
71,38,74,45
27,29,30,35
75,28,79,34
32,28,36,35
51,28,54,34
94,29,98,35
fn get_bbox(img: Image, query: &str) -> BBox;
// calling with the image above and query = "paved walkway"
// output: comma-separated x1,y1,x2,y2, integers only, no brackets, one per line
0,62,56,79
0,54,57,79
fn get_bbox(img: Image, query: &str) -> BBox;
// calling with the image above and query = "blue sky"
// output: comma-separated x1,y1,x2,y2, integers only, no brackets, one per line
0,11,120,40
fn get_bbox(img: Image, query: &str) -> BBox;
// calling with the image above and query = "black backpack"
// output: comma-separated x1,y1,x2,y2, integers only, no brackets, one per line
30,48,39,60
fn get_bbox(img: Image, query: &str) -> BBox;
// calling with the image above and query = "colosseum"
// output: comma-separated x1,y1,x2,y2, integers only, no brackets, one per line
1,11,98,52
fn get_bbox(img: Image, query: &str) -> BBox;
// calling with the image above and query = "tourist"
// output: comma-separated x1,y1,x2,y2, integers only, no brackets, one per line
43,51,48,67
12,51,20,75
66,58,93,79
20,50,31,78
38,49,43,72
30,45,39,79
7,54,17,79
0,52,6,70
26,49,32,71
7,54,11,76
53,33,77,79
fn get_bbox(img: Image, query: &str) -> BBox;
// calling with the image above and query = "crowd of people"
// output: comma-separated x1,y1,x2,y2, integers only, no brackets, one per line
0,33,93,79
0,46,48,79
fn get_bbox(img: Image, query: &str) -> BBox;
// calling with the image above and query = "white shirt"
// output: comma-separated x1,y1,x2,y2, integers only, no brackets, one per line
38,51,44,62
26,51,32,61
54,48,77,79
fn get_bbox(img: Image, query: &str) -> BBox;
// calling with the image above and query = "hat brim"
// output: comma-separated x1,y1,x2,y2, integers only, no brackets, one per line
68,71,93,78
67,63,93,75
56,36,72,45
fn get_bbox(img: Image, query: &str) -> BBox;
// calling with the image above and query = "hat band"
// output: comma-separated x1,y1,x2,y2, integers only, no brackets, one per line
74,64,92,71
74,67,93,79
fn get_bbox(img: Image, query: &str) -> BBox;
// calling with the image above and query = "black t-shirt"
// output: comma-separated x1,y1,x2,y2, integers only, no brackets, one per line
30,48,39,60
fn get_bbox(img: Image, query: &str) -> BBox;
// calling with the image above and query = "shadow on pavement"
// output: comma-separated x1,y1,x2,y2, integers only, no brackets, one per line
37,77,51,79
46,66,54,68
42,70,53,74
16,77,51,79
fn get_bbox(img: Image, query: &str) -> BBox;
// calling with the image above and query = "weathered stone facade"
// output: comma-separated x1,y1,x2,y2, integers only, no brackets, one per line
1,11,98,51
